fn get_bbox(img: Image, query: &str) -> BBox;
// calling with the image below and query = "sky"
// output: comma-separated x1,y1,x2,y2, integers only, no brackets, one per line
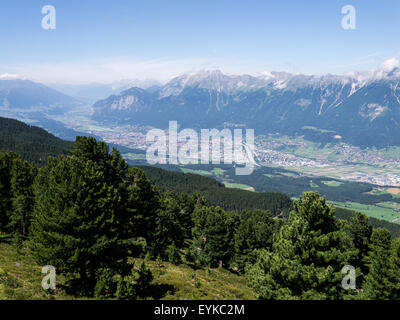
0,0,399,84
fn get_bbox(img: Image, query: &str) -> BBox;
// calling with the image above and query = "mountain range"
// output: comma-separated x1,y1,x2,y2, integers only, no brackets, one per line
48,79,162,103
0,79,79,112
91,67,400,147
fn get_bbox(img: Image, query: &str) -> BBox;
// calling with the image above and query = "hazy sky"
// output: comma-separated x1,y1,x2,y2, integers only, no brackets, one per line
0,0,399,83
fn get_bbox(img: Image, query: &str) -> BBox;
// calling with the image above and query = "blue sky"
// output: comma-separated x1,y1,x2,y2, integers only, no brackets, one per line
0,0,399,83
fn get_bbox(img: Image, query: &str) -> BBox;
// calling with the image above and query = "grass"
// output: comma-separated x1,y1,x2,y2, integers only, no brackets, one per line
332,201,400,224
263,173,277,178
309,181,319,188
144,260,255,300
211,168,226,176
321,181,343,187
0,242,74,300
123,153,147,161
0,243,255,300
376,201,400,210
180,168,212,176
223,182,255,191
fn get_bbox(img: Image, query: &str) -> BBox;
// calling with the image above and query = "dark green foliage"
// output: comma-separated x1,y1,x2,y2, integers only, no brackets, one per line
362,229,398,299
335,207,400,238
231,166,394,205
191,205,239,268
29,155,125,289
94,268,116,299
0,117,71,166
246,192,356,300
346,212,373,282
9,157,37,236
0,152,15,232
389,238,400,298
166,243,182,265
149,191,198,259
234,210,276,272
115,275,137,300
125,167,161,245
1,127,400,300
0,151,36,236
139,165,293,216
95,262,154,300
135,261,154,296
28,137,161,294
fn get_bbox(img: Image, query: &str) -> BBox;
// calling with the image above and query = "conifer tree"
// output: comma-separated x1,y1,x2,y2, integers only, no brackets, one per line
362,228,395,299
9,157,36,236
0,152,17,232
346,211,372,283
29,155,124,290
234,209,275,272
191,205,238,268
246,192,356,300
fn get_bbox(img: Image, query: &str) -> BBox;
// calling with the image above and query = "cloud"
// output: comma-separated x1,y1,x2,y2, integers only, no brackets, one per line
379,57,400,72
3,57,257,85
1,55,283,85
3,55,400,85
0,73,23,80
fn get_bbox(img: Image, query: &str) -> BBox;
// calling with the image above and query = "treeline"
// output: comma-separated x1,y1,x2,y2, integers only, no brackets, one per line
246,193,400,299
137,165,400,238
138,166,293,216
0,117,71,166
336,207,400,238
0,137,286,298
1,137,399,300
229,166,396,205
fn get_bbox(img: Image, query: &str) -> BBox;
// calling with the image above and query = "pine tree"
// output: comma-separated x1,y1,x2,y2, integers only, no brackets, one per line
234,209,275,272
124,167,161,252
191,205,238,268
0,152,17,232
246,192,356,300
346,211,373,283
362,228,395,299
29,153,126,292
389,237,400,299
9,157,36,236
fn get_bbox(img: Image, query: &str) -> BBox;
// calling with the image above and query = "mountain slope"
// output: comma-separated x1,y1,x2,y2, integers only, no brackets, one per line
91,68,400,147
0,79,79,112
0,117,72,165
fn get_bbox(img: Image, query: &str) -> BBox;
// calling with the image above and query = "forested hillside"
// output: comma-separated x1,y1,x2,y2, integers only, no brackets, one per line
139,166,292,216
0,117,71,166
0,136,400,300
1,116,400,238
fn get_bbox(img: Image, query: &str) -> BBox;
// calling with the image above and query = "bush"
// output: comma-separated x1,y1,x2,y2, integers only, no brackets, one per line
94,268,116,299
166,243,181,265
115,275,137,300
136,261,153,296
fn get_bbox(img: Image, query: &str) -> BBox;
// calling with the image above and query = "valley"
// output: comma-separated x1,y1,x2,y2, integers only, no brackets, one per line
3,69,400,226
45,109,400,188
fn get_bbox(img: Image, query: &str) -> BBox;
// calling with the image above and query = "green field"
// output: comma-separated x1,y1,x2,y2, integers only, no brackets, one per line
322,181,343,187
211,168,226,176
309,181,319,188
180,168,212,176
223,182,255,191
123,153,146,161
332,201,400,224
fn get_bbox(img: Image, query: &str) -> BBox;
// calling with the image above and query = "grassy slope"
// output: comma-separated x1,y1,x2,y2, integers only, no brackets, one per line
0,243,255,300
